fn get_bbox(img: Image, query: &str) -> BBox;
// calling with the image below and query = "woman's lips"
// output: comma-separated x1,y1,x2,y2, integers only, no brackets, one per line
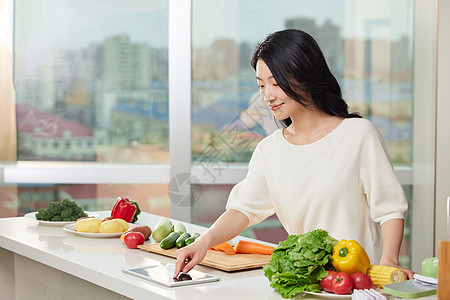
270,103,284,111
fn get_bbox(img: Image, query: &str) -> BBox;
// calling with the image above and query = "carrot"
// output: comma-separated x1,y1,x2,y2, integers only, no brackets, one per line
211,242,236,255
235,240,275,255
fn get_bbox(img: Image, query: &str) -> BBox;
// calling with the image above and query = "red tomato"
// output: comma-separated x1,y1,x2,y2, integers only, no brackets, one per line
332,272,354,295
351,272,374,290
123,232,145,249
320,271,338,293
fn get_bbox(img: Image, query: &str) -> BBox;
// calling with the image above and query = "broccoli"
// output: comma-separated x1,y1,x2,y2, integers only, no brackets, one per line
35,198,88,222
60,208,74,221
35,208,50,221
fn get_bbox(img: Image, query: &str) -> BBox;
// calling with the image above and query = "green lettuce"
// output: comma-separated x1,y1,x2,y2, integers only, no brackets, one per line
263,229,338,299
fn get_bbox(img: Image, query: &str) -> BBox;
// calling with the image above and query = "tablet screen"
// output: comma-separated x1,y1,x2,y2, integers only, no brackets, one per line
123,263,220,287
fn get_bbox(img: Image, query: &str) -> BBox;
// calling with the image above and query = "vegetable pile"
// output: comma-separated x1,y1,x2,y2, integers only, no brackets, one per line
35,198,88,222
265,230,403,298
151,218,201,250
325,239,402,294
263,229,338,299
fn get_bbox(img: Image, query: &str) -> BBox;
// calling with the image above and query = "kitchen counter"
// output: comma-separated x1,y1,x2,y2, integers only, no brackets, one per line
0,211,437,300
0,211,287,300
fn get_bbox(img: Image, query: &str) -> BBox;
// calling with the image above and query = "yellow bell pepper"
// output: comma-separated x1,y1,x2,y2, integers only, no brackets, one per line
332,239,371,275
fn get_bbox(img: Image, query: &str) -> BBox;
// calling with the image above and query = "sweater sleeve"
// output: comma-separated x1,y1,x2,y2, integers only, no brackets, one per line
226,144,275,226
359,122,408,225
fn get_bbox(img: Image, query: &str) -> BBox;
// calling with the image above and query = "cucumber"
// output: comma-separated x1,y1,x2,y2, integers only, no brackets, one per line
160,232,180,250
184,233,200,246
175,232,191,248
152,219,173,243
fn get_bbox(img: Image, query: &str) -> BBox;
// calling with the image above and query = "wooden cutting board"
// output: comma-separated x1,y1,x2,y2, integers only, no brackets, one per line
138,243,271,272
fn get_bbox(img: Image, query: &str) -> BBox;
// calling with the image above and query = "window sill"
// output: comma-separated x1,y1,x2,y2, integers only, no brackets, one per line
1,162,412,186
2,162,170,184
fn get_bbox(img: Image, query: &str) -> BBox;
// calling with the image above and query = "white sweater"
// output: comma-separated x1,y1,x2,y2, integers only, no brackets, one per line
226,118,408,263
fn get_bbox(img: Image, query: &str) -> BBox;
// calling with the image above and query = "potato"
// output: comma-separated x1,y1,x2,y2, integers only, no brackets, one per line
131,225,152,240
75,218,102,233
101,216,113,222
99,219,126,233
113,218,130,232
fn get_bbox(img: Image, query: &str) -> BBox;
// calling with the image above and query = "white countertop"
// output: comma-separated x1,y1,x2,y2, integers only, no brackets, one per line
0,211,288,300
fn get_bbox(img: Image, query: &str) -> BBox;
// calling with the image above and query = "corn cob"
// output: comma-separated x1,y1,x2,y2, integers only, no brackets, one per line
366,264,404,288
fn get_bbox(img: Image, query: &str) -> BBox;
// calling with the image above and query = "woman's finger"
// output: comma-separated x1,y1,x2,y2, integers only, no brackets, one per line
173,249,190,278
397,266,415,280
182,257,199,274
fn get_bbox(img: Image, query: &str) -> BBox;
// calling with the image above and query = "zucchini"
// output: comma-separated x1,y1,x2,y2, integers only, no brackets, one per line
175,232,191,248
173,222,186,234
185,233,200,246
160,232,180,250
152,219,173,243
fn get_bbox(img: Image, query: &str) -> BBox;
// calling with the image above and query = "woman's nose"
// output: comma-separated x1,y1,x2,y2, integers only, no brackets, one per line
262,88,276,103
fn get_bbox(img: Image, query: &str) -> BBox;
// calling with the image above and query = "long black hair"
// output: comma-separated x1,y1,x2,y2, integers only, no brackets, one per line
251,29,361,127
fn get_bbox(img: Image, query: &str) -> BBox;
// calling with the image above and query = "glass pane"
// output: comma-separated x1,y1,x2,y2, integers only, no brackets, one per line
192,0,413,269
192,0,413,166
0,184,170,218
14,0,169,163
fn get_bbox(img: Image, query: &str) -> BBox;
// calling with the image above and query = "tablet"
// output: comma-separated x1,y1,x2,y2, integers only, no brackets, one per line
122,263,220,287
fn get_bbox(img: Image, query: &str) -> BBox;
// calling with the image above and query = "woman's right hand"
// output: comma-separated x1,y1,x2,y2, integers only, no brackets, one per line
172,209,249,278
173,238,208,278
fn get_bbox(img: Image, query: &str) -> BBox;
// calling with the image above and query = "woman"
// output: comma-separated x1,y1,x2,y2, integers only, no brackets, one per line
174,29,414,280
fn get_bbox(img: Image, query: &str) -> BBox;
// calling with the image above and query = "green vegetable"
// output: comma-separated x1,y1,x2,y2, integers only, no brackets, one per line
152,219,173,243
35,198,88,222
263,229,338,299
185,233,200,246
176,232,191,248
173,222,186,234
131,201,141,223
160,232,181,249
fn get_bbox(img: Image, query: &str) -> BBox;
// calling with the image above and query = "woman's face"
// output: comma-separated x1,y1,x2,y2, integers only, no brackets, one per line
256,59,305,121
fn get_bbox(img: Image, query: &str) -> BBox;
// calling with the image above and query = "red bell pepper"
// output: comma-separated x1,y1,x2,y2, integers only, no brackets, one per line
111,197,137,223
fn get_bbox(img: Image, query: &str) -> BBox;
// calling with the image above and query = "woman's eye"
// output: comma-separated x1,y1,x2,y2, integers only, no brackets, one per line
273,83,279,87
258,85,264,88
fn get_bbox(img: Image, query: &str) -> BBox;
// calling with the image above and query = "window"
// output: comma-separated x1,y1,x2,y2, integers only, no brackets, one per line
192,0,413,166
1,0,171,221
14,0,169,163
191,0,414,266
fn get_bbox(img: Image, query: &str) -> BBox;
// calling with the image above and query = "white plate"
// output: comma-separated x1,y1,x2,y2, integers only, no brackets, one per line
63,223,138,238
303,291,352,299
24,211,98,227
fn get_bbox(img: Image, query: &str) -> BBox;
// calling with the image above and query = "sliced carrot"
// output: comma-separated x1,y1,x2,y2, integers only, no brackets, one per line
235,240,275,255
211,242,236,255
